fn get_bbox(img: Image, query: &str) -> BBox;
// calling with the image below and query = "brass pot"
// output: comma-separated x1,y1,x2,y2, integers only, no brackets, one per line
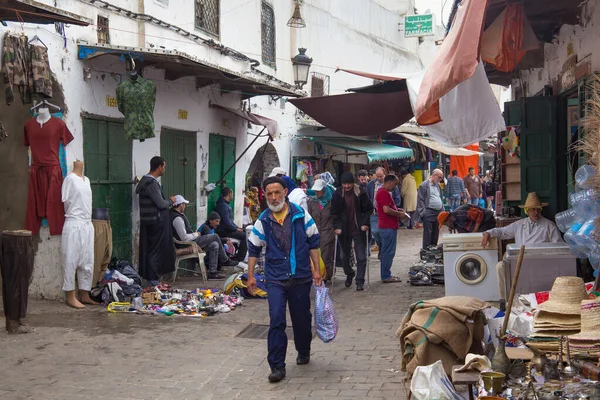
481,371,505,394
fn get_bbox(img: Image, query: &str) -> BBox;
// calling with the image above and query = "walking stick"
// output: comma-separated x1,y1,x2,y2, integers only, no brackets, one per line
331,234,338,294
365,229,370,290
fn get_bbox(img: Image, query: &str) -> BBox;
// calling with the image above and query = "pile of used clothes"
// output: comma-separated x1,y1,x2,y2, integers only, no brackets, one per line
89,258,144,304
107,286,244,317
396,296,488,378
409,246,444,286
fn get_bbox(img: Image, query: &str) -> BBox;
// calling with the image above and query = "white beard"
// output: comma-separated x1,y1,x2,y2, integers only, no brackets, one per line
267,201,285,213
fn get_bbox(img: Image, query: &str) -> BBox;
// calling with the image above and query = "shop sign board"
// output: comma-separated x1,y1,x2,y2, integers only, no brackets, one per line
404,14,435,37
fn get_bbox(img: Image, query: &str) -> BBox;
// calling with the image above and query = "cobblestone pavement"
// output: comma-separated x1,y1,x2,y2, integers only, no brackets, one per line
0,229,444,400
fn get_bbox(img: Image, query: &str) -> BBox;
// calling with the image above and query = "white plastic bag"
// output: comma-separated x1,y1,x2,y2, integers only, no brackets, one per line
411,360,465,400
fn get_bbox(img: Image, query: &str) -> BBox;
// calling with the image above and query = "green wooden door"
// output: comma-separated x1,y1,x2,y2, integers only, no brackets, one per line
207,134,236,214
160,128,197,228
505,97,567,219
83,118,133,261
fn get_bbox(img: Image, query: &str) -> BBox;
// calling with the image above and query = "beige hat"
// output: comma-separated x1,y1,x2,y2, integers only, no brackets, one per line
538,276,587,315
537,276,588,315
518,192,548,209
569,300,600,341
534,311,580,325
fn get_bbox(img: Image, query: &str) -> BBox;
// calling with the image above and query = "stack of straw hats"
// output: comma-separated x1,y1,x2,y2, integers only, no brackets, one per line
568,299,600,355
527,277,588,352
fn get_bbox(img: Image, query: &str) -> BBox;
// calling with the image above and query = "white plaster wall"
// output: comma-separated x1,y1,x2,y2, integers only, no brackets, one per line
517,0,600,96
2,0,422,298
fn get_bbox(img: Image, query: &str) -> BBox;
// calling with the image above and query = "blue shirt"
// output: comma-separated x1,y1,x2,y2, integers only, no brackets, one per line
446,176,466,197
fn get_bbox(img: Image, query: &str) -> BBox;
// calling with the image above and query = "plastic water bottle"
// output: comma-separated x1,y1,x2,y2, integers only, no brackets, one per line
575,218,600,250
565,221,585,248
575,165,598,189
555,208,580,233
589,247,600,270
569,189,600,215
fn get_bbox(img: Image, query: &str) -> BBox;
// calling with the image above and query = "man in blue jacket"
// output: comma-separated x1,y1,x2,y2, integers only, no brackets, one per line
215,187,247,261
247,176,322,383
365,167,401,250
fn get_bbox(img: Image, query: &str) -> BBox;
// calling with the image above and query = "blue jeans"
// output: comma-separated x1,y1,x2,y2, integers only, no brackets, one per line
266,280,312,369
379,228,397,281
448,195,461,212
469,198,479,206
370,214,381,248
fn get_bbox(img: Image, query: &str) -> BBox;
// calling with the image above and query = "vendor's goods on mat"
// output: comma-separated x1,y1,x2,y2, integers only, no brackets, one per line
107,286,244,317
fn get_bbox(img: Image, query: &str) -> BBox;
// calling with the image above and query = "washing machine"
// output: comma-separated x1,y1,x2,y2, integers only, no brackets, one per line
443,233,500,301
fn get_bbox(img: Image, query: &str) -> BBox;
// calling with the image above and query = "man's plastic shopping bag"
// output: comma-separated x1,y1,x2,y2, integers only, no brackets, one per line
411,360,465,400
314,284,338,343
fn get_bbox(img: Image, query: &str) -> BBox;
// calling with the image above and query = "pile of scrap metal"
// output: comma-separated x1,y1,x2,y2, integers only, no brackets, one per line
409,246,444,286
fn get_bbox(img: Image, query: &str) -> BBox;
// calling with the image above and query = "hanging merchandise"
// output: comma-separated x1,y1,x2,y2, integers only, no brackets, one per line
3,33,31,105
24,112,74,235
503,126,520,158
116,72,157,141
29,44,52,98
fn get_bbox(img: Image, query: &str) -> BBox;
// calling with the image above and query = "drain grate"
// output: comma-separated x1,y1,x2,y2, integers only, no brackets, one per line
236,323,315,340
236,323,291,340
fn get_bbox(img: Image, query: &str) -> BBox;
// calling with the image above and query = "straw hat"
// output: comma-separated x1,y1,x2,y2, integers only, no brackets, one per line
569,300,600,341
537,277,588,315
534,311,580,325
518,192,548,209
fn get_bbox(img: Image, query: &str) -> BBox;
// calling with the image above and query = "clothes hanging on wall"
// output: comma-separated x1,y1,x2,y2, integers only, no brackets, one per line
24,117,74,235
2,33,53,105
3,33,31,105
30,44,52,98
116,76,157,141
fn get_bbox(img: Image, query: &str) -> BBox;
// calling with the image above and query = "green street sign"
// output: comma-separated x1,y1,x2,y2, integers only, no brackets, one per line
404,14,435,37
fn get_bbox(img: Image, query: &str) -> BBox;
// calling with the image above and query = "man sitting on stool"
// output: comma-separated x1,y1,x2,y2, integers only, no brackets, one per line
481,192,563,306
171,195,237,280
216,187,248,261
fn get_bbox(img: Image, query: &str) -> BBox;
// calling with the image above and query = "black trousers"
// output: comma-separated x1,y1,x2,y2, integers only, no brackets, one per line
421,208,441,249
340,232,368,284
1,232,34,321
218,229,247,260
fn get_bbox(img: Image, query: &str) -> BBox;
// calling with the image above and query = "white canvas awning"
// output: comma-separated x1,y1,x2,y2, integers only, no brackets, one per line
396,133,482,156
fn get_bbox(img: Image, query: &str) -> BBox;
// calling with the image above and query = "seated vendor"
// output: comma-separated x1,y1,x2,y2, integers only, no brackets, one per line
481,192,563,304
438,204,497,233
199,211,236,257
171,196,237,280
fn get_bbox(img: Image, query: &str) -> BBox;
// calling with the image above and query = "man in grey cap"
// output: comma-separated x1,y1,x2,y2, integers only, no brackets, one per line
170,195,238,279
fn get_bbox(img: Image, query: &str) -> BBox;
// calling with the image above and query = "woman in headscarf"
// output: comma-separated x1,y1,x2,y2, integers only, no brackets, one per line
307,178,336,281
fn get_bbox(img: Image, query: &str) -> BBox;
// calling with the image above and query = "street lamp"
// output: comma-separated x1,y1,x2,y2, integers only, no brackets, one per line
291,48,313,89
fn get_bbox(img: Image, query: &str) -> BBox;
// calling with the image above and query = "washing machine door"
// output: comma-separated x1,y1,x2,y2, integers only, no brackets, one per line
455,253,487,285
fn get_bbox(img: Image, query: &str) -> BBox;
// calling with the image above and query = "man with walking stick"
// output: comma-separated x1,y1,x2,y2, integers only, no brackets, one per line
330,172,373,291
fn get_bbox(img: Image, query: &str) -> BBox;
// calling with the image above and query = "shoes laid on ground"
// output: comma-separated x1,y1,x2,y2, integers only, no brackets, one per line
382,276,402,283
344,274,354,288
268,367,286,383
356,282,364,291
221,258,239,267
208,272,225,280
296,354,310,365
371,245,379,253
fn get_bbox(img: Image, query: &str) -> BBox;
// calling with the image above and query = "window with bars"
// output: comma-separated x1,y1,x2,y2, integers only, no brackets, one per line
97,15,110,44
195,0,220,37
261,1,276,68
311,73,330,97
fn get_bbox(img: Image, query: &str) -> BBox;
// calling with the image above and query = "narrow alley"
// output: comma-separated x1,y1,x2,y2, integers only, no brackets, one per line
0,229,443,400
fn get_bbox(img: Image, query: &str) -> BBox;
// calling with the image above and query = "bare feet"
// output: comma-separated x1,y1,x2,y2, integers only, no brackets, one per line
65,290,86,309
80,291,99,305
66,299,86,309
